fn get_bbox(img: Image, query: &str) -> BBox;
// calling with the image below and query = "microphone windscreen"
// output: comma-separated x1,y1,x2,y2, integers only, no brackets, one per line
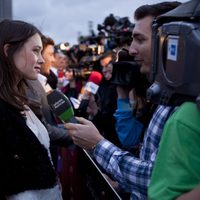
88,71,103,85
84,71,103,94
58,70,64,78
47,90,77,123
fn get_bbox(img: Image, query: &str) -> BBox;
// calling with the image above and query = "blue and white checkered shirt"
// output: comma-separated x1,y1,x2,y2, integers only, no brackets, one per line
93,105,173,200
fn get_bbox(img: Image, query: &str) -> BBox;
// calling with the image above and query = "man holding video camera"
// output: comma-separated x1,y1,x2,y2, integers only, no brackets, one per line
65,2,181,199
147,0,200,199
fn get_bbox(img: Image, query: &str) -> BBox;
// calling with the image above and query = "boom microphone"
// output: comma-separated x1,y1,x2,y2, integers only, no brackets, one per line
47,90,77,123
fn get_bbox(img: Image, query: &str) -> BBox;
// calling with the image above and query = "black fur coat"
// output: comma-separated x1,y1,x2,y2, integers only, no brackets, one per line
0,99,57,196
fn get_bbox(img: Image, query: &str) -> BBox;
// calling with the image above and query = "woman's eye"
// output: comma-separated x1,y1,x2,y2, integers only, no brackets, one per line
33,49,40,53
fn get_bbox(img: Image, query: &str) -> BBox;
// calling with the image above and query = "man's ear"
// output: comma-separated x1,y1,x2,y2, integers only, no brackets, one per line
3,44,10,56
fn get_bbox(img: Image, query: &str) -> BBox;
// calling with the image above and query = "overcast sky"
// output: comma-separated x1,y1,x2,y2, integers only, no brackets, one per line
13,0,188,46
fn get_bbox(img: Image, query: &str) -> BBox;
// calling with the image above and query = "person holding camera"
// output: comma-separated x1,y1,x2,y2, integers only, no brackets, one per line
65,2,181,199
114,87,150,154
148,102,200,200
112,48,154,154
147,0,200,199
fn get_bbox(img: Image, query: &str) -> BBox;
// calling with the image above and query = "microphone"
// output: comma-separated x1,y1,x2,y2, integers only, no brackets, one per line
78,71,103,116
57,69,66,90
83,71,103,95
47,89,77,123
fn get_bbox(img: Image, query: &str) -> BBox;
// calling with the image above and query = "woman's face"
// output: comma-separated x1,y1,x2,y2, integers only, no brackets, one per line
102,63,113,80
65,69,74,81
13,33,44,80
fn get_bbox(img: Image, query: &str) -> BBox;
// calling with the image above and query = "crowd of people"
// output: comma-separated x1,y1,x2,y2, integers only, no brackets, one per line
0,0,200,200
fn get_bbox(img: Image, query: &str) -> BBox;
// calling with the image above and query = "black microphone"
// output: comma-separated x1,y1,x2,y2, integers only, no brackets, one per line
47,89,77,123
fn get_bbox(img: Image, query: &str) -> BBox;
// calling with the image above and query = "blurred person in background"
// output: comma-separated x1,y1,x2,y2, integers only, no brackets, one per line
55,51,70,90
93,49,113,72
79,51,121,146
45,48,69,90
38,36,58,89
61,67,82,99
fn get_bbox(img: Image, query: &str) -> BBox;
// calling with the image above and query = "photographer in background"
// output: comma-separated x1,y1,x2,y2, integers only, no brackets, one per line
92,48,113,72
97,13,134,51
65,2,181,199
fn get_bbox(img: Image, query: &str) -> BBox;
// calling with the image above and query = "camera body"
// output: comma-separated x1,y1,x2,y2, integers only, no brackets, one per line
98,14,134,49
147,0,200,108
111,49,150,97
111,60,140,88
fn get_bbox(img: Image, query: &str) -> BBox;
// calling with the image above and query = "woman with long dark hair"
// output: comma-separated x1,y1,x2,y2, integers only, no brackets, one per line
0,19,62,200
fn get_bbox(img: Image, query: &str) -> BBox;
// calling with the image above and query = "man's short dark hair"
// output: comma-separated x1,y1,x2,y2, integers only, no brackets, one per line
41,35,55,52
134,1,181,20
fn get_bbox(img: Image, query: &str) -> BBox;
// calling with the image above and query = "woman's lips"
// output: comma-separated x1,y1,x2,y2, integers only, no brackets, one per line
34,66,41,73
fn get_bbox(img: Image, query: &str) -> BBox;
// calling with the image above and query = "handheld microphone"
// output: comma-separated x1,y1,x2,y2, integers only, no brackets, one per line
83,71,103,95
47,89,77,123
77,71,103,116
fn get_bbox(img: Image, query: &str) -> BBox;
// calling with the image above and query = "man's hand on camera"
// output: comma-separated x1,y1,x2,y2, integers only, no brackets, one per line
117,86,131,99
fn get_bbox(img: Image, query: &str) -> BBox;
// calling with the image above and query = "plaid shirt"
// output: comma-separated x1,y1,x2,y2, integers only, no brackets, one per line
93,105,173,200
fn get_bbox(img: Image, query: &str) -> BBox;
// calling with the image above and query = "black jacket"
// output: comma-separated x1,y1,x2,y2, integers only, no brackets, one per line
47,69,58,89
93,79,121,147
0,99,57,196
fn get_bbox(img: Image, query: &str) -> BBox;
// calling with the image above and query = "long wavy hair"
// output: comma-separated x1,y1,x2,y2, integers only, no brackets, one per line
0,19,42,111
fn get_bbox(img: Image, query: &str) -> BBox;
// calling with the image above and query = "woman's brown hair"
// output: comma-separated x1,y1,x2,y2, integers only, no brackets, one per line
0,19,42,110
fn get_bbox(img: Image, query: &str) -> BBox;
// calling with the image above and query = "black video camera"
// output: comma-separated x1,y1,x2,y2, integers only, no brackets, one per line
147,0,200,109
111,49,150,97
97,14,134,49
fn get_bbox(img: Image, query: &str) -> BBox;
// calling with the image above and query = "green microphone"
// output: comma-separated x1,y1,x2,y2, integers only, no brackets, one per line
47,90,77,123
